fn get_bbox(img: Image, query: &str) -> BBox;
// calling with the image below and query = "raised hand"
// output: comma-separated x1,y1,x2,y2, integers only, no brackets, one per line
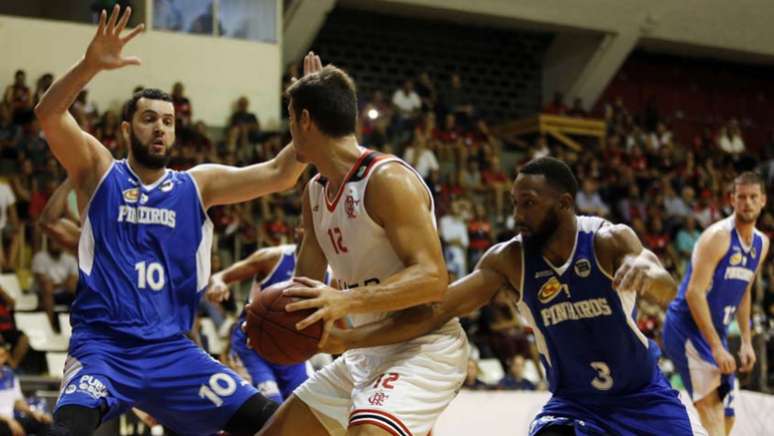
84,5,145,72
303,51,323,77
205,273,230,303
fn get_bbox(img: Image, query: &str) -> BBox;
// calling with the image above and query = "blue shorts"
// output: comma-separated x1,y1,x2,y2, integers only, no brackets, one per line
230,324,310,403
529,376,703,436
663,312,736,417
55,334,258,435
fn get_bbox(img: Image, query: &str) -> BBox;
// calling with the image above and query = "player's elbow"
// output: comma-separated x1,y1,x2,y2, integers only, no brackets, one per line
423,268,447,303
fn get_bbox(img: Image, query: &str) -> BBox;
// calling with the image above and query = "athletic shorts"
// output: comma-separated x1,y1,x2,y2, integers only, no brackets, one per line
530,375,706,436
55,334,258,435
663,312,737,417
295,320,468,436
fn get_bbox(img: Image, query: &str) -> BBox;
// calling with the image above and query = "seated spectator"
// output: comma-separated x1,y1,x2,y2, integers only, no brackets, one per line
663,182,691,221
567,97,587,118
32,73,53,107
0,346,52,435
467,203,493,267
392,80,422,122
497,356,536,391
543,92,567,115
402,139,439,181
32,240,78,330
717,119,745,155
440,201,469,277
0,179,19,272
415,72,436,112
70,89,98,131
576,179,610,217
3,71,31,122
229,96,261,144
171,82,192,127
0,286,28,369
463,358,489,390
481,155,509,222
0,105,20,154
94,110,121,152
443,73,474,126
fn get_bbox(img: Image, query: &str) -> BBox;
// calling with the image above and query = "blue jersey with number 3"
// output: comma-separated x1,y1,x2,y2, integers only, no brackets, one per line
518,216,662,398
71,160,213,342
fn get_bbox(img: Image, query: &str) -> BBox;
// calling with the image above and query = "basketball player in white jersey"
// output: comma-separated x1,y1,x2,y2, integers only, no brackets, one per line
257,65,468,435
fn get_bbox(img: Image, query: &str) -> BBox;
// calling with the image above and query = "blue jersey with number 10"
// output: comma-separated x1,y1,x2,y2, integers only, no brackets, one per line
71,160,213,342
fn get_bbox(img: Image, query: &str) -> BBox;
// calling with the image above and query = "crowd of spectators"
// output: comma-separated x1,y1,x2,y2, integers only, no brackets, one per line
1,61,774,400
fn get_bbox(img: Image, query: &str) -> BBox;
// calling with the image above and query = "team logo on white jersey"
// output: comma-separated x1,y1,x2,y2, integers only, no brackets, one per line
574,258,591,278
538,276,571,304
160,180,174,192
345,195,359,218
123,188,139,203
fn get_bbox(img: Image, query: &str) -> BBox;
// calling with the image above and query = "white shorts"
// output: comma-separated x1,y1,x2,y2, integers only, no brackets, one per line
295,320,469,436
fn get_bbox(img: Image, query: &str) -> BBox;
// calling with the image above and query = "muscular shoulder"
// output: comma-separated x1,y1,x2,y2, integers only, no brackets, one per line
595,223,639,254
478,237,523,291
697,220,732,253
365,161,430,226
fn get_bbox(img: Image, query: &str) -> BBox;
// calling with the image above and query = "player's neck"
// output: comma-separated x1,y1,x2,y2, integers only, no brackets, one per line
541,215,578,266
314,136,362,189
733,214,755,244
127,156,166,186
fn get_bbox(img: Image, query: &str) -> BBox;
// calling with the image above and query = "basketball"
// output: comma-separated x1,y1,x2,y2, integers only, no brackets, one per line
244,280,323,365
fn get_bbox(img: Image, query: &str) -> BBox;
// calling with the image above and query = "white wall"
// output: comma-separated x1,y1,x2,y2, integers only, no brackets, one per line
0,14,281,128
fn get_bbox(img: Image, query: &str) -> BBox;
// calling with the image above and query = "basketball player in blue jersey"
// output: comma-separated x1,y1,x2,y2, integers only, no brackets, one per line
322,157,707,435
663,172,769,436
207,235,313,404
34,6,311,435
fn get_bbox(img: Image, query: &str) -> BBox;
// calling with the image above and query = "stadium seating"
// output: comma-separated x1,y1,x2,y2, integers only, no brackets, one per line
14,312,68,352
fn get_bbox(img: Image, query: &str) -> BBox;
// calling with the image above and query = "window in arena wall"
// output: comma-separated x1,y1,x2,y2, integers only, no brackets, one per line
153,0,277,43
0,0,145,27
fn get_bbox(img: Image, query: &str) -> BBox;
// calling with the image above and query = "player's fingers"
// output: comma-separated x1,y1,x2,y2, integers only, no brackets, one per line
293,276,322,287
613,262,631,287
319,320,333,347
97,9,107,35
116,6,131,35
296,310,324,330
121,24,145,44
283,286,320,298
619,268,636,292
285,297,322,312
107,4,121,32
313,54,322,72
631,270,646,294
304,53,311,75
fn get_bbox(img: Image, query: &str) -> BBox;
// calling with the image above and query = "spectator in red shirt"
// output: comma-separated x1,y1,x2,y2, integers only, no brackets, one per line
543,92,567,115
467,203,494,267
482,155,509,222
3,71,31,121
172,82,193,127
0,285,29,369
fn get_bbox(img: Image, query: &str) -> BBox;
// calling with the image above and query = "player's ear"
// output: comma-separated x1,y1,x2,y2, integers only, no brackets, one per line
120,121,131,142
559,192,574,210
300,109,312,131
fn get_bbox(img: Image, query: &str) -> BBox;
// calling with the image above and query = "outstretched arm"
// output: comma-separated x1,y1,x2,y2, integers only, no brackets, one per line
38,179,80,253
189,143,306,208
321,243,515,353
35,6,142,194
206,247,282,303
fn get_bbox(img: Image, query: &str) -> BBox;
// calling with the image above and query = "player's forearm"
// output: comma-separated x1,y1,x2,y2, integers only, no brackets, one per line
348,264,446,314
220,259,261,285
686,288,724,349
737,289,752,344
646,267,677,308
35,59,97,121
40,221,80,254
344,304,447,349
39,180,72,227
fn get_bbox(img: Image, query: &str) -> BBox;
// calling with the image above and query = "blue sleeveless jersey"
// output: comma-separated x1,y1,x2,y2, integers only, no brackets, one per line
254,245,296,291
668,217,764,340
518,216,662,398
72,160,213,342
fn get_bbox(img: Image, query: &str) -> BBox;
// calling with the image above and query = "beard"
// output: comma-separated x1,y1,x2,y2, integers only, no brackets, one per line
735,209,761,225
130,130,171,170
520,208,561,254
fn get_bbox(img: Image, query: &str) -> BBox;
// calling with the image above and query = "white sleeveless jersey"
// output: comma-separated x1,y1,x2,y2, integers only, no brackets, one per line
308,148,435,328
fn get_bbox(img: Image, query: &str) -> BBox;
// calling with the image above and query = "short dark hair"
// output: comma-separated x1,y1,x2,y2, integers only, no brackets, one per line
733,171,765,192
123,88,173,122
286,65,357,137
518,157,579,198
